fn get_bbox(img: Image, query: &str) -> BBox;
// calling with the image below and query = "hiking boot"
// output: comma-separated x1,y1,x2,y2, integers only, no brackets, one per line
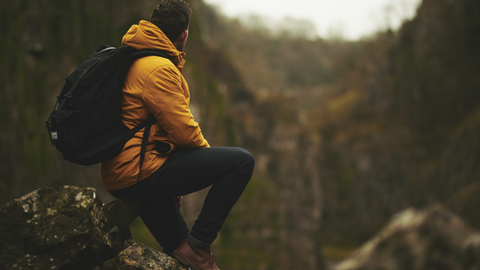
172,239,220,270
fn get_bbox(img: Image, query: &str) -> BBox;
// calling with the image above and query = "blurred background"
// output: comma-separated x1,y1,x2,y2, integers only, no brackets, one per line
1,0,479,269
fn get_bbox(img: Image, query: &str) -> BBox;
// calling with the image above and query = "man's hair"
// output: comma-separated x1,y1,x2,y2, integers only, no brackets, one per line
150,0,192,42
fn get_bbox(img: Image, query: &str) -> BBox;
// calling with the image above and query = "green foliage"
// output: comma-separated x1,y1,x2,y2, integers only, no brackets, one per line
335,169,354,203
130,217,163,251
321,245,357,263
213,176,284,269
446,182,480,229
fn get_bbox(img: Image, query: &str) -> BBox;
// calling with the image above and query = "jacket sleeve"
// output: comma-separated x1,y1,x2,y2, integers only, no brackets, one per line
142,64,210,149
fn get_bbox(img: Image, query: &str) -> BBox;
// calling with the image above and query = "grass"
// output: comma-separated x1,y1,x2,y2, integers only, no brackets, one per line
322,245,358,262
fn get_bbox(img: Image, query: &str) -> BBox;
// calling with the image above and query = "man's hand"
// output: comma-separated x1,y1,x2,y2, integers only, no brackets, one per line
177,196,183,208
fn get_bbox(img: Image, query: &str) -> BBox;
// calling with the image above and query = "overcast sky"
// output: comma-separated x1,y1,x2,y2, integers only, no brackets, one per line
202,0,422,40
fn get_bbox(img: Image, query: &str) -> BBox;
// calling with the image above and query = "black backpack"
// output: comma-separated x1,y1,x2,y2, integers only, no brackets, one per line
46,45,170,166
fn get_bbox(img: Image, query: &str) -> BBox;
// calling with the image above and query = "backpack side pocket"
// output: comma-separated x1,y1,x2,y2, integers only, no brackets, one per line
48,109,78,154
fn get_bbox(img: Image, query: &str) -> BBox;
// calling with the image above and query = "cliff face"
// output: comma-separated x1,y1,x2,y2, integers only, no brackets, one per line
285,0,480,245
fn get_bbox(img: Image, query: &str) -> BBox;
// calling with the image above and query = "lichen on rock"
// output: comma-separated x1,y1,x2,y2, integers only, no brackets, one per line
0,186,185,270
104,240,188,270
0,186,122,270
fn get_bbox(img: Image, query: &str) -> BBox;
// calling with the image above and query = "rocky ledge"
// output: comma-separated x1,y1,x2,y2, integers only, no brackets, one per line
0,186,187,270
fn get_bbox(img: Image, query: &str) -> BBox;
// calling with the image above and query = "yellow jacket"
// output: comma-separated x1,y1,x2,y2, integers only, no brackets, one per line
101,20,209,191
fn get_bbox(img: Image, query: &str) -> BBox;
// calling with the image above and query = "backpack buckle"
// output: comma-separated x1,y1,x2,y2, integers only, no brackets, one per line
46,119,55,146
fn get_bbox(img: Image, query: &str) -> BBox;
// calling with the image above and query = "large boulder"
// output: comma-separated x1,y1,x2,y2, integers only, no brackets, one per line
0,186,141,270
334,203,480,270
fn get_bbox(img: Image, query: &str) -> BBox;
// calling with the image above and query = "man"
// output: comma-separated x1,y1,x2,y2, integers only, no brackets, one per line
100,1,255,269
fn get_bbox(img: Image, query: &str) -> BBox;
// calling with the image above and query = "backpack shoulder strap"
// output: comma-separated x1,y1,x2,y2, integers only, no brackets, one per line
134,115,155,189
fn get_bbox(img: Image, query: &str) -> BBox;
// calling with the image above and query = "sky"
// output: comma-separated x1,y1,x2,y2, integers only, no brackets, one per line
202,0,422,40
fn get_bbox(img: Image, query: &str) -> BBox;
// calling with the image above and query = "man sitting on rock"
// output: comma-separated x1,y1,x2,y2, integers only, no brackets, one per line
100,1,255,269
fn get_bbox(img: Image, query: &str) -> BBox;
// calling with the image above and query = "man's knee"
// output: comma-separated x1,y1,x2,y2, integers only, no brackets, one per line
234,147,255,173
233,147,253,161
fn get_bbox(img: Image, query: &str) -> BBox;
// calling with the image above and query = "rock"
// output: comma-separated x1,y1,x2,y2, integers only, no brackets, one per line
334,203,480,270
0,186,141,270
104,196,142,233
105,240,188,270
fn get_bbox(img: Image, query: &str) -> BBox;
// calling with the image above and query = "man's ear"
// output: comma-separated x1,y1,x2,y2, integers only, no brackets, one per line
173,29,189,51
179,29,188,43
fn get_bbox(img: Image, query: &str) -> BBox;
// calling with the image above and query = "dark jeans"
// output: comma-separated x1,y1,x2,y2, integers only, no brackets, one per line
110,147,254,255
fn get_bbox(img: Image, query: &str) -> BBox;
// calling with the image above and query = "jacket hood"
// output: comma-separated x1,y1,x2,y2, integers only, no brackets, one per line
122,20,186,68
